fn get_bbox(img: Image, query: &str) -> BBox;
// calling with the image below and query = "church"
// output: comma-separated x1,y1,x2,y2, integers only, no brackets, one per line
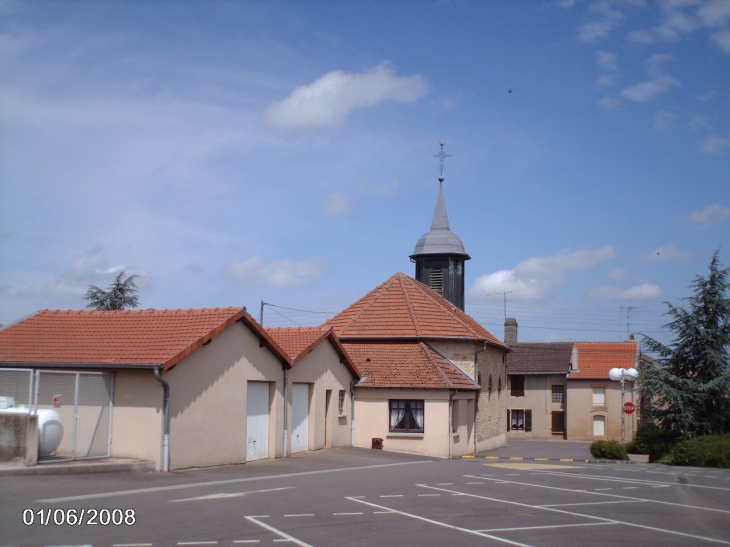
317,148,510,457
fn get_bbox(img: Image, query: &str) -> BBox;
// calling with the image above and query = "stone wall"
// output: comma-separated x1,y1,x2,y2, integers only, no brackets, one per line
0,413,38,465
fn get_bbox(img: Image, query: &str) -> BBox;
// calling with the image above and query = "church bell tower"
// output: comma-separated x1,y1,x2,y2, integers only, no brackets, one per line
410,142,470,310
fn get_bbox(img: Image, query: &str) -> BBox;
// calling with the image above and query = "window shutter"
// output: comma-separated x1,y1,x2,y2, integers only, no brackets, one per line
507,409,511,432
552,411,565,434
524,410,532,432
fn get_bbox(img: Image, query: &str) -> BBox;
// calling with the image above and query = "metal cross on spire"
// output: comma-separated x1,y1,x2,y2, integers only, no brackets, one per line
433,141,452,182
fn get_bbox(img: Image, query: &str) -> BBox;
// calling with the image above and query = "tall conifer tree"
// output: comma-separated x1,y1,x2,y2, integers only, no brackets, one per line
84,271,140,311
640,251,730,437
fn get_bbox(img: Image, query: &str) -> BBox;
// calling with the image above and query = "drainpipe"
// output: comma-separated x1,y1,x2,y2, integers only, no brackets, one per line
473,342,488,454
449,390,458,459
350,377,367,446
154,367,171,473
283,365,290,458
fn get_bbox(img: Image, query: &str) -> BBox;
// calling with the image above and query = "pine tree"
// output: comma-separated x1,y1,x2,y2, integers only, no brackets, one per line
84,271,140,311
639,251,730,437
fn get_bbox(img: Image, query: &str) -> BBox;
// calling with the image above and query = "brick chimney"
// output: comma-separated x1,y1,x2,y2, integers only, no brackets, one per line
504,318,518,346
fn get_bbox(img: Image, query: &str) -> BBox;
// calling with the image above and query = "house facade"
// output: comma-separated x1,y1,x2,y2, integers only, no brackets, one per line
504,318,639,442
321,272,510,458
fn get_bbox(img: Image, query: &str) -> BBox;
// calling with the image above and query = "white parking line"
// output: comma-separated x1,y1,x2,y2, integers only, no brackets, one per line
232,542,260,544
170,487,294,503
418,484,730,545
463,474,730,515
534,470,730,492
113,544,153,547
541,500,646,508
594,488,613,491
244,516,313,547
178,542,218,545
380,495,403,498
284,514,314,517
36,460,434,503
333,512,363,516
478,522,615,533
346,497,535,547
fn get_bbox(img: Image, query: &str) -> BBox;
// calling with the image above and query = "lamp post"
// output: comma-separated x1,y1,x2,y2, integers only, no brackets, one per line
608,367,638,443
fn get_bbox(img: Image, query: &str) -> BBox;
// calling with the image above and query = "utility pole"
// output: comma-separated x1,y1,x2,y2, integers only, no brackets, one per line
259,300,265,326
627,306,641,340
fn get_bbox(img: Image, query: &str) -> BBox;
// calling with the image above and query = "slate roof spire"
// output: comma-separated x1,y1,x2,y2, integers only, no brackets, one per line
410,142,470,310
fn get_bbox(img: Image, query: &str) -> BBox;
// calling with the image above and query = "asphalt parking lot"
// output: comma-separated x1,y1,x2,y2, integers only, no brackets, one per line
2,446,729,547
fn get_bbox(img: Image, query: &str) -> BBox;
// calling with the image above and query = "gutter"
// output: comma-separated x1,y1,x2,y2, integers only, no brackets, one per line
473,341,488,454
350,376,367,446
283,365,290,458
449,389,458,459
153,366,171,473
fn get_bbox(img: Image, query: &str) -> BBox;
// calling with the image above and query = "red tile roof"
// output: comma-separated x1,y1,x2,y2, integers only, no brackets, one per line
0,307,290,370
323,272,508,350
343,341,479,390
266,327,360,378
569,341,638,380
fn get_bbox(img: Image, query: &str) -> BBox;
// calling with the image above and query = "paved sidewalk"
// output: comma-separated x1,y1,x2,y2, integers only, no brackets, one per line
479,438,594,461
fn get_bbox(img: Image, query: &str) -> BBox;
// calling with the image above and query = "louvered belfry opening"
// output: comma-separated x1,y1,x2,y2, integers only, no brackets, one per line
429,268,443,295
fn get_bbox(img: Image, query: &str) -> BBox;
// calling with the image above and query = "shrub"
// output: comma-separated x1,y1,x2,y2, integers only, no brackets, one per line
590,439,629,460
670,434,730,468
630,423,679,462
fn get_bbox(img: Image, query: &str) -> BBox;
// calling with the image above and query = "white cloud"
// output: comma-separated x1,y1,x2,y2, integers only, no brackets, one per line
596,74,615,87
469,246,616,300
607,268,626,281
324,193,352,218
654,110,677,130
599,95,622,110
711,28,730,52
596,50,618,71
620,74,680,102
698,134,729,154
643,243,693,261
698,0,730,27
263,63,428,130
689,204,730,226
16,248,144,307
578,3,625,43
588,283,662,300
696,90,718,102
224,255,324,287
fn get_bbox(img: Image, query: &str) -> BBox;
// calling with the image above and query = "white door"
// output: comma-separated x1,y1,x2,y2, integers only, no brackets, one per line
246,382,270,461
593,415,606,436
292,383,309,453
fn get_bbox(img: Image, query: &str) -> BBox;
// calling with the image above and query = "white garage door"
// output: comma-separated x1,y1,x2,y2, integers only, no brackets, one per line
246,382,270,461
593,415,606,436
292,383,309,454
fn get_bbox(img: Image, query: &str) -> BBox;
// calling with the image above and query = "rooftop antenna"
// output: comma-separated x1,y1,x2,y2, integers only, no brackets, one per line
485,290,526,321
433,141,452,184
627,306,641,340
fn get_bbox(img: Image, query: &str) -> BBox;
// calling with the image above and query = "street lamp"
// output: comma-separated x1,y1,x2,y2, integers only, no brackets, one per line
609,367,638,443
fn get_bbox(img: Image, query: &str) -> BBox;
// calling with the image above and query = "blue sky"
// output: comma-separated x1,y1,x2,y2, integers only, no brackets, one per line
1,0,728,345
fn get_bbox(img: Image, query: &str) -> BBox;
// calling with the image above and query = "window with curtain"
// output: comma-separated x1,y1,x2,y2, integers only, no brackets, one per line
389,400,424,433
593,387,606,406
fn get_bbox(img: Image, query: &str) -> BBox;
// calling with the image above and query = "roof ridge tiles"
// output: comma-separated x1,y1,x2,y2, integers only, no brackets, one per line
399,273,422,337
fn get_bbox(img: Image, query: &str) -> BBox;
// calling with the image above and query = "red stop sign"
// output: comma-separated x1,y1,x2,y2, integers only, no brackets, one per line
624,402,636,415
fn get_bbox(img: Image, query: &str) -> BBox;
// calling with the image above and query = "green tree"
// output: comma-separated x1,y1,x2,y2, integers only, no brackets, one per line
84,271,140,311
639,251,730,437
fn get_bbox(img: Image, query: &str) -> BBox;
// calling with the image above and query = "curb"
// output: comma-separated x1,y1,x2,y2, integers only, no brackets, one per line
0,460,155,476
461,455,636,464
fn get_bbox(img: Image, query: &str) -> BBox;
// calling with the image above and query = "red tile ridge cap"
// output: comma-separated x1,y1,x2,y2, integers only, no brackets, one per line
399,273,422,338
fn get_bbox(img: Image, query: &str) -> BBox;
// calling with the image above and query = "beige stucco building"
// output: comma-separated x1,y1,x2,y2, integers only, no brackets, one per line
0,307,359,471
566,342,639,441
322,272,510,458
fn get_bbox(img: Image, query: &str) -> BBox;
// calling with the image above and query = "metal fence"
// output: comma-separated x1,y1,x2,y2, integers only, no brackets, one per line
0,369,114,463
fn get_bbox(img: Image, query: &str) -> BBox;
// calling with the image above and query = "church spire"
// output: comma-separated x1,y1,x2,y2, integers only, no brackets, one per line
410,141,470,311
